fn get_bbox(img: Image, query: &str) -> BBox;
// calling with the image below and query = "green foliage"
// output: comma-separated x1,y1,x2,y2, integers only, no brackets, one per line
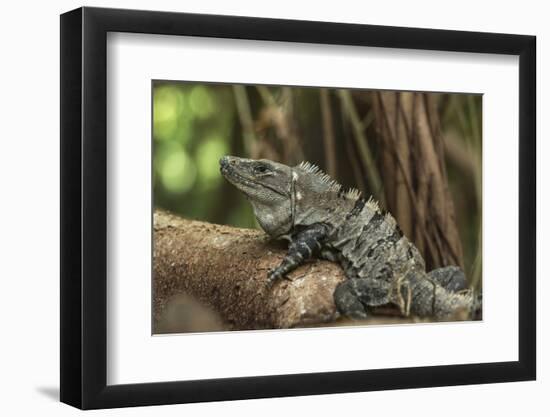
153,81,254,228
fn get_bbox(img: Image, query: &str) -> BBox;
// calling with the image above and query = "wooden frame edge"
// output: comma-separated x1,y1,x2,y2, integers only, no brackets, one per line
60,6,536,409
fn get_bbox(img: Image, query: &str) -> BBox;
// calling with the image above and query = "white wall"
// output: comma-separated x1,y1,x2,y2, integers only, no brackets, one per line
0,0,545,415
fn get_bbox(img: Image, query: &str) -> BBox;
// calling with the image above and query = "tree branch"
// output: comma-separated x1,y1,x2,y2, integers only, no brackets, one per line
153,210,433,332
153,210,348,331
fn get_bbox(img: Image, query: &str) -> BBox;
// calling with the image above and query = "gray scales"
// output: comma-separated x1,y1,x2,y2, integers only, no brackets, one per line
220,156,481,320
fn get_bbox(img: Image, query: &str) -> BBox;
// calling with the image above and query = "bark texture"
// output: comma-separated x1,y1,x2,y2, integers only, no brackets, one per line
153,210,348,331
373,91,464,271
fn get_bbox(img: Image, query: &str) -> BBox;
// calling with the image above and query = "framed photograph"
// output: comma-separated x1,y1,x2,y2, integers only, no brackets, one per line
60,6,536,409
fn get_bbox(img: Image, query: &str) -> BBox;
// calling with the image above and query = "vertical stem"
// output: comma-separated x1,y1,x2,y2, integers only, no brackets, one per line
232,85,256,156
256,85,277,107
320,89,337,177
338,90,383,200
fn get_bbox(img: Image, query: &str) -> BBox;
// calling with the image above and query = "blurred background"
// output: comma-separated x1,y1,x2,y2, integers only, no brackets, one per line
153,81,482,290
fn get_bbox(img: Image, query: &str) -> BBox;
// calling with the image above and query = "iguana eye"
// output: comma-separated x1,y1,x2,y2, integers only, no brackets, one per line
254,165,268,174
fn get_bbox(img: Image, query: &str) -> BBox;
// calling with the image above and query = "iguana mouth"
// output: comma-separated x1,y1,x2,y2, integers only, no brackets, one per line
220,161,288,197
220,164,259,189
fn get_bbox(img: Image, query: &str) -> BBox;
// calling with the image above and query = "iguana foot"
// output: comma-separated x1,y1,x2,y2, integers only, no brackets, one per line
266,223,328,288
334,280,369,319
266,268,286,287
428,266,467,293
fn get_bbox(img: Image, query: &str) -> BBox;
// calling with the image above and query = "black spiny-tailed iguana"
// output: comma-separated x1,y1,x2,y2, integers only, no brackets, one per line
220,156,481,320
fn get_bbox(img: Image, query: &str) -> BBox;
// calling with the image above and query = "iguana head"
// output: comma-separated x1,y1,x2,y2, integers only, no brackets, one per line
220,156,360,237
220,156,294,236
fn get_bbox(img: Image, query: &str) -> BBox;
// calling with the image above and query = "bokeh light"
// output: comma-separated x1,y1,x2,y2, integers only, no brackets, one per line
189,85,215,119
196,135,229,188
158,144,197,194
153,85,186,142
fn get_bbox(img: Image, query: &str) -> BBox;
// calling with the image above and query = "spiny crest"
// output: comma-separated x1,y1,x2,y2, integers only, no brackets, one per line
365,195,381,212
297,161,342,193
384,211,397,228
345,188,362,200
298,161,321,174
297,161,365,200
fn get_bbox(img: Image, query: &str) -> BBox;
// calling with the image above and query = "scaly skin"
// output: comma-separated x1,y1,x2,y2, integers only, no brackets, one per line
220,156,480,320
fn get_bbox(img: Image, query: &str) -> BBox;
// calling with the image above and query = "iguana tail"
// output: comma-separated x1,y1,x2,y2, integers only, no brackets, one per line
404,268,481,320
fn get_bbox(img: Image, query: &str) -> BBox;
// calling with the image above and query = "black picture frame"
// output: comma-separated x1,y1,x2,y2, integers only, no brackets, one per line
60,6,536,410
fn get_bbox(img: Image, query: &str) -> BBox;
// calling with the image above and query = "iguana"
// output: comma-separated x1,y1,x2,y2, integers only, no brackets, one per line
220,155,481,320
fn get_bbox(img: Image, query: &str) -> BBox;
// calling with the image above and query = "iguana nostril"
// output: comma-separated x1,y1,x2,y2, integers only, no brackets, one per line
219,156,231,167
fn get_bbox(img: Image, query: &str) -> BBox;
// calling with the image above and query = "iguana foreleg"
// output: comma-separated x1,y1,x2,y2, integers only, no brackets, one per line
268,223,328,284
